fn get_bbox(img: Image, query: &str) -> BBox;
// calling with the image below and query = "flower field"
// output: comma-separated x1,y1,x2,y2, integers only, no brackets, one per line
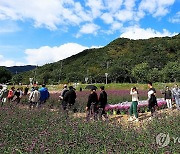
44,89,163,112
0,89,179,153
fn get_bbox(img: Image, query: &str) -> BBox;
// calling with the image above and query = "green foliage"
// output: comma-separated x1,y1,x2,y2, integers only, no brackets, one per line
0,66,12,83
132,63,149,83
161,62,180,82
13,34,180,84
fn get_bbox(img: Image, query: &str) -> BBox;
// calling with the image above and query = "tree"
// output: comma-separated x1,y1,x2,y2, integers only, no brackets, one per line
109,65,129,83
147,68,162,83
0,67,12,83
11,74,23,84
161,62,180,82
131,63,149,83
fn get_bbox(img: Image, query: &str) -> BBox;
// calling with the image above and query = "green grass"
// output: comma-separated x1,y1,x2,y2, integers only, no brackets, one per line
7,82,180,91
0,103,179,153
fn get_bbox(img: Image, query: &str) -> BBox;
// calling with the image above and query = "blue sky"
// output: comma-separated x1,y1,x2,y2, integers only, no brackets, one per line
0,0,179,66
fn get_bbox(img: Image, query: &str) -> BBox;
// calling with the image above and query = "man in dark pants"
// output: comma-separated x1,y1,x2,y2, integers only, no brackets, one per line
86,88,99,121
60,84,69,110
98,86,108,121
147,82,158,119
63,86,77,118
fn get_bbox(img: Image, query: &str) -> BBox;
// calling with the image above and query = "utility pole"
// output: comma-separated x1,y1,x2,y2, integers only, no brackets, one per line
59,61,63,84
105,73,108,84
105,61,109,84
107,61,109,69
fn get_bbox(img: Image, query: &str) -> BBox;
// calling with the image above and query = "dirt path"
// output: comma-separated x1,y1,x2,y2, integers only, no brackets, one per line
16,104,179,128
72,108,179,128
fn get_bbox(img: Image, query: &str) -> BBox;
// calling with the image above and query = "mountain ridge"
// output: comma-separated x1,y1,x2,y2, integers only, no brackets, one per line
13,34,180,84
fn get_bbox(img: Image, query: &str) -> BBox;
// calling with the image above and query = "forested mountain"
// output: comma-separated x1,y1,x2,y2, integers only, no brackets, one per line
13,34,180,84
6,65,36,74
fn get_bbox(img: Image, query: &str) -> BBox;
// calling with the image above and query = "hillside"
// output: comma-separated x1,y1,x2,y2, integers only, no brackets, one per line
7,65,36,74
15,34,180,84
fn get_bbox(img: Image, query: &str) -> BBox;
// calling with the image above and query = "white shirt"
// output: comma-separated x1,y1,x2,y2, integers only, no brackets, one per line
130,91,139,101
148,90,154,99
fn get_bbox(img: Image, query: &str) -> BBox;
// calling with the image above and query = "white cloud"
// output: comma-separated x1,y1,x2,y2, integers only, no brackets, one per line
85,0,104,18
104,0,123,13
111,22,123,31
169,11,180,23
77,23,100,37
0,43,104,66
120,26,177,40
137,0,175,20
25,43,90,66
0,55,24,67
0,0,92,30
0,0,177,36
101,13,114,24
115,10,134,22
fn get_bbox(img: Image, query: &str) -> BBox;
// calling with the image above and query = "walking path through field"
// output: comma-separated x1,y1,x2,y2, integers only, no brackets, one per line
17,104,179,128
72,108,179,127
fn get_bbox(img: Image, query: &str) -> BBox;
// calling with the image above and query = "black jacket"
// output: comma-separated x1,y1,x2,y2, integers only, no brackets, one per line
148,88,158,107
64,90,76,105
162,90,172,99
87,92,98,108
99,91,107,108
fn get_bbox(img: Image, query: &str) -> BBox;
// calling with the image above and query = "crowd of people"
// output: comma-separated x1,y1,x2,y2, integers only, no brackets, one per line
0,82,180,122
128,82,180,122
0,84,50,109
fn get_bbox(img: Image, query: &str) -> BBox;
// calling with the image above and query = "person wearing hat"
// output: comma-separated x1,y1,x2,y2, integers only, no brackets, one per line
63,86,77,117
98,86,108,121
86,88,99,121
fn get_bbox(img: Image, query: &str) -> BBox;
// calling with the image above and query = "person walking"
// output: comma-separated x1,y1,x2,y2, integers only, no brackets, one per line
172,84,180,110
63,86,77,118
147,82,158,118
86,88,99,121
7,87,15,103
0,85,3,106
60,84,68,100
38,84,49,108
14,88,23,105
0,85,8,107
128,87,139,122
162,86,172,109
24,85,29,95
60,84,69,110
29,87,40,109
98,86,108,121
